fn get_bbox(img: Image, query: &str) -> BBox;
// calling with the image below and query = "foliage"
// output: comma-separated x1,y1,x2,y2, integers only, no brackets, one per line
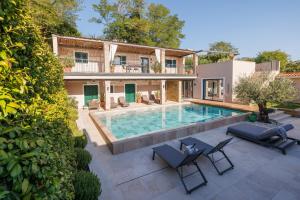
268,102,300,110
60,56,75,68
0,0,79,199
151,61,162,73
75,134,88,148
92,0,184,48
234,72,297,122
28,0,81,38
255,50,289,71
75,148,92,170
282,60,300,72
198,41,239,64
73,171,101,200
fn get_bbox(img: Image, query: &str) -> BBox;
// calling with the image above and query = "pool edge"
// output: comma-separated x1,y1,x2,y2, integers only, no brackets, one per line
90,111,251,154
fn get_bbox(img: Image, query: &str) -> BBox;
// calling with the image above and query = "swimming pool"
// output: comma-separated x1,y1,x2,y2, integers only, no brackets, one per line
94,103,244,139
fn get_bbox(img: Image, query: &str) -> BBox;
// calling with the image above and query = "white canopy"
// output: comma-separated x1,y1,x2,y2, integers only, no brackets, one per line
155,49,161,63
109,44,118,64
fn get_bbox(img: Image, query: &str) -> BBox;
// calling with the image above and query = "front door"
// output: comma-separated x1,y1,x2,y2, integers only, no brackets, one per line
125,84,135,103
84,85,99,106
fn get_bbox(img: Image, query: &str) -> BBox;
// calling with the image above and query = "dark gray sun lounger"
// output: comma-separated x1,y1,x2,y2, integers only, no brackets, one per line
180,137,234,175
226,122,300,154
152,144,207,194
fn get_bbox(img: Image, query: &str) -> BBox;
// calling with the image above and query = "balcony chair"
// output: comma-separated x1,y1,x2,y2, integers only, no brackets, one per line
88,99,100,110
150,94,160,104
118,96,129,107
142,95,154,105
110,97,118,109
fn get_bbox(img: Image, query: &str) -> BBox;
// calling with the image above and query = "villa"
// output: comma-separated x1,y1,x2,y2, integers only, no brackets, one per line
52,34,198,109
52,34,281,109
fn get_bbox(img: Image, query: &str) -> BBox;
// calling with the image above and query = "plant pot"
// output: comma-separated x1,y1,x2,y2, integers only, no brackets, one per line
100,101,105,108
64,67,72,72
137,98,142,103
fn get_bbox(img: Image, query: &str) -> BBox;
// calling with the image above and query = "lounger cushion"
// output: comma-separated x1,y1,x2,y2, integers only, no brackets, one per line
227,122,294,141
153,145,185,168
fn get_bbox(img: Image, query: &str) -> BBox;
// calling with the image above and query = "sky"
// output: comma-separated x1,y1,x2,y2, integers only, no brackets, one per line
76,0,300,60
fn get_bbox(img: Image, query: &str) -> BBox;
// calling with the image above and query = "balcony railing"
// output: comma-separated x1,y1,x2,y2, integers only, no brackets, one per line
62,58,194,75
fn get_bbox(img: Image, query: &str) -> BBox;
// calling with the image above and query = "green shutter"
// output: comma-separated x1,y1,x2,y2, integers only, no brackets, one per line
84,85,98,106
125,84,135,103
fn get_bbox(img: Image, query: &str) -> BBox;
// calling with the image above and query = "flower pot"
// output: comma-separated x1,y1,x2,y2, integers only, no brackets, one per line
137,98,142,103
64,67,72,72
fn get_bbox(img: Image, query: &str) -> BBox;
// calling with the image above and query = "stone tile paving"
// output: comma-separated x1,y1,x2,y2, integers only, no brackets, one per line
77,110,300,200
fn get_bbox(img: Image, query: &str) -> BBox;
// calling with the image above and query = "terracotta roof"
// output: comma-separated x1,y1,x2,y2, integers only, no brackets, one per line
279,72,300,78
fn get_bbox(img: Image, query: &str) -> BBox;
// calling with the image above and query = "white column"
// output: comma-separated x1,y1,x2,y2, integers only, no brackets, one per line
52,34,58,55
161,49,165,73
192,53,198,74
104,81,111,110
160,80,166,104
103,42,110,73
178,80,182,102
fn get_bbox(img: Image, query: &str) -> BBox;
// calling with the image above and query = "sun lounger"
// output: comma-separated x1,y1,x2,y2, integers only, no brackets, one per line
142,95,154,105
226,122,300,154
180,137,234,175
110,97,118,109
88,99,99,110
152,144,207,194
118,96,129,107
150,94,160,104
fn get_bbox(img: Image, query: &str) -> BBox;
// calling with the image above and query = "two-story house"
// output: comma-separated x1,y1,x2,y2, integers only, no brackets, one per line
52,35,198,109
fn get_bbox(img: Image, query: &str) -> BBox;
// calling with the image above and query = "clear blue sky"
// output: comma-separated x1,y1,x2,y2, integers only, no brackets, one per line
76,0,300,60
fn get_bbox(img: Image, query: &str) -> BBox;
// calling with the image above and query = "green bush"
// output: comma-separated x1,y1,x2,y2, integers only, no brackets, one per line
0,0,78,199
74,171,101,200
75,148,92,170
75,133,88,148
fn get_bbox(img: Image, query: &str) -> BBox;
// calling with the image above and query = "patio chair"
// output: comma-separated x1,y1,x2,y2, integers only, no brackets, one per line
226,122,300,154
142,95,154,105
179,137,234,175
88,99,99,110
110,97,118,109
150,94,160,104
118,96,129,107
152,144,207,194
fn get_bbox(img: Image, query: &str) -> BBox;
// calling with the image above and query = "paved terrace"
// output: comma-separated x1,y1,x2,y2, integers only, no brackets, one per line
77,110,300,200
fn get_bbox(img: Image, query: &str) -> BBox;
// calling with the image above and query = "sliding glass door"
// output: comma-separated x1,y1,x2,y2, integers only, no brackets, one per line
203,79,224,101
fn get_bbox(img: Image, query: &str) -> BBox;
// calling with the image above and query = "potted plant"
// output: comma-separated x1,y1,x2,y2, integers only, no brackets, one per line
185,65,193,74
60,56,75,72
151,61,162,74
100,93,105,108
136,92,142,103
110,64,115,73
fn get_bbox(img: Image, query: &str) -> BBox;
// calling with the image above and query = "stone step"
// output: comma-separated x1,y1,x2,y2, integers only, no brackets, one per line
270,113,291,120
269,110,284,117
278,116,296,124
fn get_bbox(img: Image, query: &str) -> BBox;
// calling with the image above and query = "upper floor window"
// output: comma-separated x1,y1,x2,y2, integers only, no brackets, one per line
166,59,176,68
75,52,88,63
114,56,126,65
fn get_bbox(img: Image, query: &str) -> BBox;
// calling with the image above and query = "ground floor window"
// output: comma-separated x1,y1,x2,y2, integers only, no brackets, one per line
203,79,224,101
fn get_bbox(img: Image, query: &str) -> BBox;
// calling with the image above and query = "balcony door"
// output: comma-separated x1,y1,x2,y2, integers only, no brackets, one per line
140,57,149,73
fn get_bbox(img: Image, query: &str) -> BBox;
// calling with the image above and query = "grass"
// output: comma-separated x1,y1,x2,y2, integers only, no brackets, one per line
268,102,300,110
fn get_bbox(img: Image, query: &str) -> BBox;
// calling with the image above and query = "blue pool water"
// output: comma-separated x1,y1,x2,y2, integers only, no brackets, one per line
96,103,244,139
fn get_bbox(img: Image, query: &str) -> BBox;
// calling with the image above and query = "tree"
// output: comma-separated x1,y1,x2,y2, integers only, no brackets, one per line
283,60,300,72
255,50,290,71
234,73,297,122
198,41,239,64
28,0,81,38
92,0,185,48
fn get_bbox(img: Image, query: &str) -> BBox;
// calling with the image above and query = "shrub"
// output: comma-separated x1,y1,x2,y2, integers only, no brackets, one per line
75,133,88,148
74,171,101,200
0,0,77,199
75,148,92,170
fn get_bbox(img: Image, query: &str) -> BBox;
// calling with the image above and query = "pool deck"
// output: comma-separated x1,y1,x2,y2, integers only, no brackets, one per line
77,109,300,200
189,99,258,112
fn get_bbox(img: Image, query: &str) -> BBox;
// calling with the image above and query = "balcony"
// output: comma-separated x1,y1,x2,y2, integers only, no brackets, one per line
62,59,194,75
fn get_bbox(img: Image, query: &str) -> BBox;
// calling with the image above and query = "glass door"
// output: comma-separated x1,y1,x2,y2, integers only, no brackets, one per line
203,79,224,101
182,81,193,99
140,57,149,73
